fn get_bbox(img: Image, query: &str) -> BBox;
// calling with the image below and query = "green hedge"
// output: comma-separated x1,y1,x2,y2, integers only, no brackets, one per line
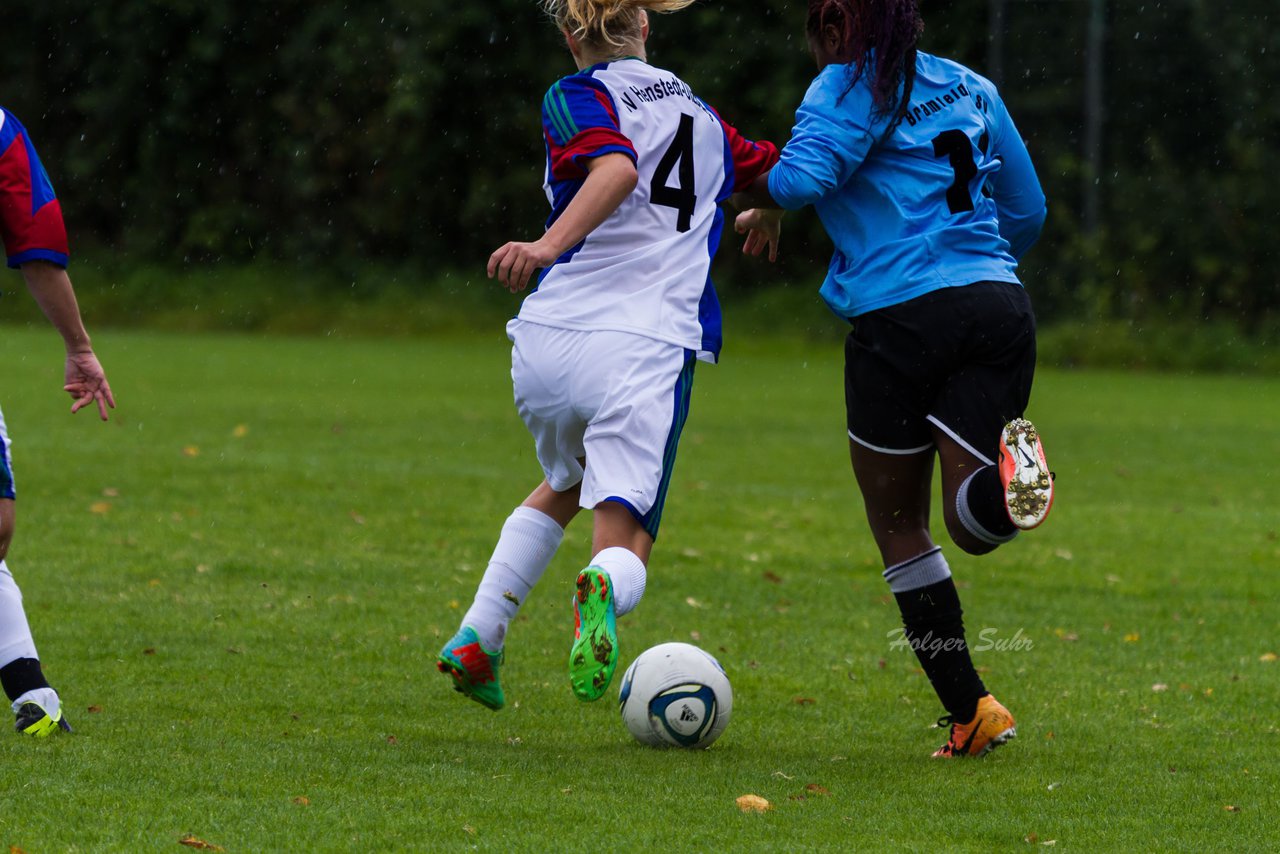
3,1,1277,330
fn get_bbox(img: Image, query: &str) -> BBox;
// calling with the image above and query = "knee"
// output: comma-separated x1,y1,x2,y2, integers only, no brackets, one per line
943,513,998,557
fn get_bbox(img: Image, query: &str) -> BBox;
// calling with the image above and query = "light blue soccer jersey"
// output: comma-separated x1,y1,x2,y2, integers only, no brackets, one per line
768,52,1046,319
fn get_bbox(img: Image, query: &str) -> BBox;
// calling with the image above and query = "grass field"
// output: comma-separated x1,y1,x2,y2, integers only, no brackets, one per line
0,325,1276,851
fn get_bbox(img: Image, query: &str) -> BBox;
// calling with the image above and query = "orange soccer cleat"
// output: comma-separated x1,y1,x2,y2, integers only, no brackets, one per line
932,694,1017,758
998,418,1054,530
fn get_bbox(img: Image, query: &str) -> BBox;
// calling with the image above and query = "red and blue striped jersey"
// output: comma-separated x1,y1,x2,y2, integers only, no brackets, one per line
0,107,69,270
519,59,778,363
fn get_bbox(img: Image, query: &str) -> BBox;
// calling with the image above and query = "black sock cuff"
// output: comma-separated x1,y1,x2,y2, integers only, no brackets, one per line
958,465,1018,542
0,657,50,703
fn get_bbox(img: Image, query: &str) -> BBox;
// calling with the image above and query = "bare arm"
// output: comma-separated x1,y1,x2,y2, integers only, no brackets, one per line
730,172,784,213
21,260,115,420
487,153,639,293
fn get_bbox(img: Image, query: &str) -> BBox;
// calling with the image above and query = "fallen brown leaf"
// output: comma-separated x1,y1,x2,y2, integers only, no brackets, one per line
805,784,830,796
87,705,103,713
178,835,224,851
1224,805,1241,813
735,795,772,813
292,796,310,806
793,697,816,706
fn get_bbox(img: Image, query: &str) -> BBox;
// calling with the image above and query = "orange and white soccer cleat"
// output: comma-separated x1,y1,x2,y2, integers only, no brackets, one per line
932,694,1017,758
998,418,1054,530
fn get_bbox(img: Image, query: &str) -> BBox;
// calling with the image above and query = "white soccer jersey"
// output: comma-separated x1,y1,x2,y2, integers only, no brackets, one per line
517,59,777,363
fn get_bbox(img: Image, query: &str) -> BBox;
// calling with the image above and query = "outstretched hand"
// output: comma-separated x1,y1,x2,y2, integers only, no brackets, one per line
64,351,115,421
735,208,782,262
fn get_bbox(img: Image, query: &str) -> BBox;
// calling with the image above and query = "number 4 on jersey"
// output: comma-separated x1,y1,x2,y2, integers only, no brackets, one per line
651,113,697,232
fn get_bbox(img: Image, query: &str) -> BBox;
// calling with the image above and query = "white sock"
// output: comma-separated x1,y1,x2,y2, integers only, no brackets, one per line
462,507,564,651
12,686,59,717
589,547,647,617
0,560,38,665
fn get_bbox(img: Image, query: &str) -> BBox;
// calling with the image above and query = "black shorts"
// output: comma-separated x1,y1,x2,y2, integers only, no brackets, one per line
844,281,1036,463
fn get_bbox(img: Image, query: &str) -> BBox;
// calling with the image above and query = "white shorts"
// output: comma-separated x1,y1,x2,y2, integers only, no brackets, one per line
507,319,696,539
0,405,12,500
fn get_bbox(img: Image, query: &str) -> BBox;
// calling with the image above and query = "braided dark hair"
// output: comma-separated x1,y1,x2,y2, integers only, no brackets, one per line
806,0,924,133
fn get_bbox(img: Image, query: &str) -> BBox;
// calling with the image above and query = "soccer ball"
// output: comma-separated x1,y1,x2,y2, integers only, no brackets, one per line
618,642,732,749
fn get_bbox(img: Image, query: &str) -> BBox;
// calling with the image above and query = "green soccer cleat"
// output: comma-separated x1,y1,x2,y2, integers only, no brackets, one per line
437,626,505,711
14,690,72,737
569,567,618,702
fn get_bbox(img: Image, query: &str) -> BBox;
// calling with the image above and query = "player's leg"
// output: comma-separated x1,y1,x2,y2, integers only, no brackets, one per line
437,321,584,710
460,480,581,651
850,440,991,722
914,282,1040,755
569,334,695,701
844,303,1011,756
930,281,1048,554
0,501,70,737
437,481,576,711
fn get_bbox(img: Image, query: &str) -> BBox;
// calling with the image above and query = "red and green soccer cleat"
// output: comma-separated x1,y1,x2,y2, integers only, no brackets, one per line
569,568,618,702
932,694,1017,758
998,417,1054,530
437,626,505,711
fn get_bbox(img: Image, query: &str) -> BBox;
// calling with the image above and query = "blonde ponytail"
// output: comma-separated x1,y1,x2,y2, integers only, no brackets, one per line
543,0,698,49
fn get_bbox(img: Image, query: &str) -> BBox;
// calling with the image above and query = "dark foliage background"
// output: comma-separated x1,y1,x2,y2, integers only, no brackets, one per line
3,1,1276,329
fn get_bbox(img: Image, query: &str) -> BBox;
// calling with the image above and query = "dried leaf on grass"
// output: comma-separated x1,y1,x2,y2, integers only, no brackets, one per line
178,835,224,852
735,795,772,813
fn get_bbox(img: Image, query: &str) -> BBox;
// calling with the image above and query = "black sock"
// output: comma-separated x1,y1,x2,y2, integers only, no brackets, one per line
894,578,986,723
965,465,1017,538
0,657,50,703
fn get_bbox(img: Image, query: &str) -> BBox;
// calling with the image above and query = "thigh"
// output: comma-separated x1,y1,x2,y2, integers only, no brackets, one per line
579,335,695,541
843,317,937,455
509,320,588,492
849,440,936,567
928,284,1036,465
